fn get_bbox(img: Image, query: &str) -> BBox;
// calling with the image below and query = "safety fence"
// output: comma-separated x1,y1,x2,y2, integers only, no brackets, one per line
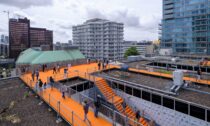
20,75,90,126
113,63,210,85
68,86,144,126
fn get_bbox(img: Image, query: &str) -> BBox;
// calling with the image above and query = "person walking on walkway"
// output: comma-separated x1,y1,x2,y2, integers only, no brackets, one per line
106,60,109,68
197,68,202,80
61,84,67,99
49,76,54,90
122,99,127,114
98,62,100,70
42,64,45,72
31,71,35,81
64,68,68,79
68,63,71,71
57,65,60,73
83,101,91,125
38,79,43,91
94,95,101,118
53,66,56,74
135,110,141,126
43,82,47,90
35,70,39,81
103,62,106,70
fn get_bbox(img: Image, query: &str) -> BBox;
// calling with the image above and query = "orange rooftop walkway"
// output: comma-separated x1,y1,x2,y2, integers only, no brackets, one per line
20,62,210,126
21,63,112,126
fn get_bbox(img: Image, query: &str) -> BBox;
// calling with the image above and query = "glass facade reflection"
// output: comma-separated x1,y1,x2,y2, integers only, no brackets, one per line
161,0,210,54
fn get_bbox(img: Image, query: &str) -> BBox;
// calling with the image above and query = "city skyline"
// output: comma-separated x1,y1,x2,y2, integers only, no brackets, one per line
0,0,162,43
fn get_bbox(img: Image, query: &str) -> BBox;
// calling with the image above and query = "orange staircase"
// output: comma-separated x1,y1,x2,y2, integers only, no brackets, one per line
95,79,148,126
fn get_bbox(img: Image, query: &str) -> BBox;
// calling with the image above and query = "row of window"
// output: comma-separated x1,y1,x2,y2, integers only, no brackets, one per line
109,81,210,122
149,62,210,72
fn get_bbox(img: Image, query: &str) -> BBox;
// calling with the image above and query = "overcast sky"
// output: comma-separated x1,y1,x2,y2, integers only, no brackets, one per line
0,0,162,43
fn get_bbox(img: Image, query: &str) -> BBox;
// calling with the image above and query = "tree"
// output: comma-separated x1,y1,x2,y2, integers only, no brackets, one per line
124,47,139,58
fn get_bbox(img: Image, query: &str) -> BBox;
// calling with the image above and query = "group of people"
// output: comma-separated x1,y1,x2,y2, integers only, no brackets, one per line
83,97,144,126
42,64,48,72
31,69,39,82
83,95,101,124
36,76,55,93
53,65,61,74
37,79,47,91
97,60,109,70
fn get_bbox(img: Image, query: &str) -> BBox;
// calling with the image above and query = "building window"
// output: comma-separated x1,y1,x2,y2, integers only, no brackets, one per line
175,100,188,114
118,84,124,91
125,86,132,95
163,97,174,109
152,94,162,105
133,88,141,98
142,91,151,101
190,105,205,120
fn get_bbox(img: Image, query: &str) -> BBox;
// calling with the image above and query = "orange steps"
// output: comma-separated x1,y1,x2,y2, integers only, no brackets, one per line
95,79,149,126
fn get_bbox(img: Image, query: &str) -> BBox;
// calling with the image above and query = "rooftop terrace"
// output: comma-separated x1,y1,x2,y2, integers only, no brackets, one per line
1,61,210,125
98,68,210,108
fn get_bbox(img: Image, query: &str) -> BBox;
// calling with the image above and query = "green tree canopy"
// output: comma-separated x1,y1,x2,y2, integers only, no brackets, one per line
124,47,139,58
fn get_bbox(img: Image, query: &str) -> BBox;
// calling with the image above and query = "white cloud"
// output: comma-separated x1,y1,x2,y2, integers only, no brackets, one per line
0,0,162,43
0,0,53,9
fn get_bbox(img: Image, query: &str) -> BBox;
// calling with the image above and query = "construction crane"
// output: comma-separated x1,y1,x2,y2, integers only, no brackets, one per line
2,10,10,19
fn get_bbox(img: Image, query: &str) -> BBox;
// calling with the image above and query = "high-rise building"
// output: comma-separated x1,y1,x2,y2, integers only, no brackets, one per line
30,27,53,50
0,35,9,57
73,18,124,60
9,18,30,58
9,18,53,58
161,0,210,55
1,35,9,43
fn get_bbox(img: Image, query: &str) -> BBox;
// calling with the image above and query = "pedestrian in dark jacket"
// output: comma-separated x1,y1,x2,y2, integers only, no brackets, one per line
38,79,43,91
35,70,39,80
43,82,47,89
122,100,127,114
31,72,35,81
53,67,56,74
94,98,101,118
98,62,101,70
135,110,141,125
83,101,91,124
42,64,45,72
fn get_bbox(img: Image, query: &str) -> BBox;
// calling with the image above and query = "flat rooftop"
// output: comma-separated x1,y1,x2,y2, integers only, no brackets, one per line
153,59,200,66
127,60,210,80
126,59,201,67
0,78,67,126
101,68,210,108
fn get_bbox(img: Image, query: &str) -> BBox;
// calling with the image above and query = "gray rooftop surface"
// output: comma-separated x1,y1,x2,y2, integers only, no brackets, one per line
0,78,68,126
102,69,210,108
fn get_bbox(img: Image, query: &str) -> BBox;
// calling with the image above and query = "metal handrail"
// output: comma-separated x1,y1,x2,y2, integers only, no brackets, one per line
68,87,144,126
98,72,177,95
20,75,89,126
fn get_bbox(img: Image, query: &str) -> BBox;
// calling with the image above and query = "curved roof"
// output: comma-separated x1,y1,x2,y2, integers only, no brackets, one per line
16,48,85,65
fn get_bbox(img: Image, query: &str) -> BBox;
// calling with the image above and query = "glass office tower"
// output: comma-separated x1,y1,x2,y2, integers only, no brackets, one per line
161,0,210,54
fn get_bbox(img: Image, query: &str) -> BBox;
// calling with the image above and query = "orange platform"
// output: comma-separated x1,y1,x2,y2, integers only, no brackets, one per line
113,65,210,86
21,63,112,126
21,62,210,126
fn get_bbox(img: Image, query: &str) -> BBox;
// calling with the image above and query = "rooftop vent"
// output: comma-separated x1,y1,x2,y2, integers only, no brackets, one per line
170,70,184,93
120,64,129,71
